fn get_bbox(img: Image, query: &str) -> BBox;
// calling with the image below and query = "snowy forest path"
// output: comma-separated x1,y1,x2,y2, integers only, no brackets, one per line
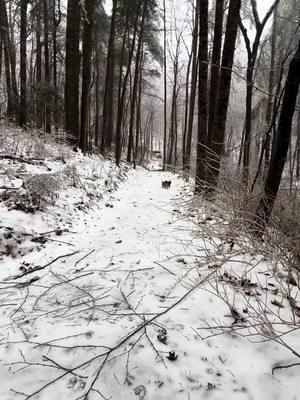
73,169,189,279
0,168,298,400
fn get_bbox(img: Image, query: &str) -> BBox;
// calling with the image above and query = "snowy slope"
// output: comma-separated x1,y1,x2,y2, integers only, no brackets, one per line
0,129,299,400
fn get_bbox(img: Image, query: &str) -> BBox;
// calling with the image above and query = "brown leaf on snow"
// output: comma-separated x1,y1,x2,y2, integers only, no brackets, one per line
166,351,178,361
176,258,187,264
157,329,168,345
207,383,216,391
271,299,284,308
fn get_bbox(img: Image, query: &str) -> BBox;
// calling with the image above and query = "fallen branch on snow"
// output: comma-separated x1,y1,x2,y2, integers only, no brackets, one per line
0,155,51,170
4,251,80,281
21,270,216,399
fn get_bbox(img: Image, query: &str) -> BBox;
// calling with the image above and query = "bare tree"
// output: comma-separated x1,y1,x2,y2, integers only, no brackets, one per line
254,40,300,234
239,0,280,183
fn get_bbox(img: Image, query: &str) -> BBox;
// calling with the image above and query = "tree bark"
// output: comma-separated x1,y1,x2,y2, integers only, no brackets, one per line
5,0,18,119
264,5,278,171
206,0,241,189
43,0,51,133
296,110,300,181
79,0,97,152
207,0,224,140
35,3,43,129
182,48,192,169
95,47,101,148
162,0,167,170
195,0,209,191
52,0,61,132
167,35,180,167
0,0,13,117
134,47,144,167
19,0,28,127
101,0,117,153
184,2,199,172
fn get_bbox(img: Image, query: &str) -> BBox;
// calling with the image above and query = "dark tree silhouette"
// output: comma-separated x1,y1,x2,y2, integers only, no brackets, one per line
65,0,81,144
254,41,300,234
19,0,28,127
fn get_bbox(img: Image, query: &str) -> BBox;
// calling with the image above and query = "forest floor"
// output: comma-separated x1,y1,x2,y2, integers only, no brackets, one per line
0,124,299,400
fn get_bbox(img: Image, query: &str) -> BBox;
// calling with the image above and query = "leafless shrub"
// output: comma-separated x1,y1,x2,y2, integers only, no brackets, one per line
192,168,300,275
179,169,300,373
1,172,64,212
24,173,64,208
0,121,74,162
270,189,300,267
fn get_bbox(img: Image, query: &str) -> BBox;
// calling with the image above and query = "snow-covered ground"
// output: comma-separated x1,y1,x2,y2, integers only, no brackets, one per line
0,126,299,400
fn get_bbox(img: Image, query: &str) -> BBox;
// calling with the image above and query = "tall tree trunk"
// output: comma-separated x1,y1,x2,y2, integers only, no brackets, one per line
6,0,18,119
207,0,224,140
182,49,192,169
0,0,13,117
115,1,140,166
101,0,117,153
242,62,254,181
264,6,278,171
127,0,148,163
134,48,143,167
95,47,101,148
254,41,300,234
163,0,167,170
65,0,80,144
0,39,2,82
296,109,300,181
52,0,61,132
19,0,28,127
35,3,43,128
79,0,97,152
195,0,209,191
167,38,180,167
184,2,199,172
206,0,241,189
3,40,12,116
43,0,51,133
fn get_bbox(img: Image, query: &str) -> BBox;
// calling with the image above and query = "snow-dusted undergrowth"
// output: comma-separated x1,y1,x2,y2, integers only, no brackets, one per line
0,123,299,400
